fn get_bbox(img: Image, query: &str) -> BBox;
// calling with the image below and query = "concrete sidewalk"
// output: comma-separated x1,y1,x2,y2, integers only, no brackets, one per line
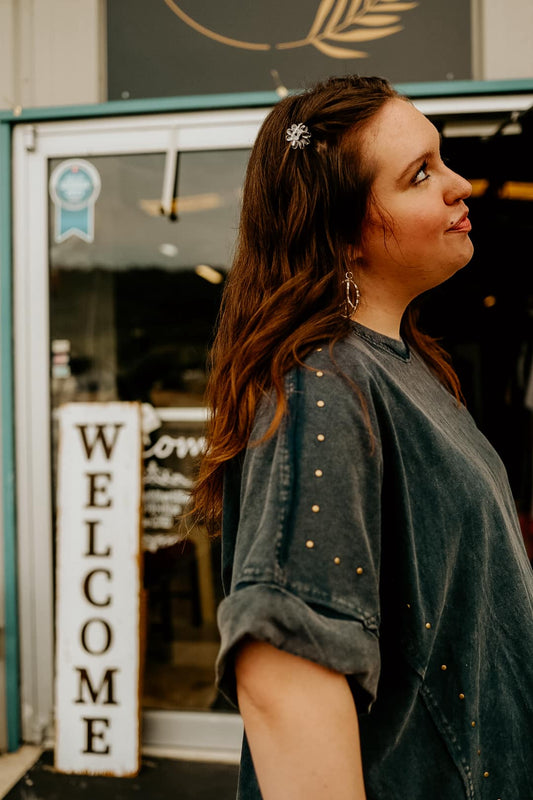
1,750,239,799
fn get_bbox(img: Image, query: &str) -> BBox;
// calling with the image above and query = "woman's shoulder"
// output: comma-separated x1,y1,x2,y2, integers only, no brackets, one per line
298,331,391,389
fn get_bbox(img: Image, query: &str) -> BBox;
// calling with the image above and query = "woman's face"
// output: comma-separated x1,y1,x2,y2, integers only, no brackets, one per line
357,98,473,300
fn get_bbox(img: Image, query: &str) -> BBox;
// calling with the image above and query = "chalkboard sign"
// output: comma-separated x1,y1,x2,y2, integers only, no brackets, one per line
142,409,206,552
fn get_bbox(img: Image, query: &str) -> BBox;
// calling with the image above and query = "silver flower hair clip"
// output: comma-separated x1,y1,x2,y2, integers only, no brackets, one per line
286,122,312,149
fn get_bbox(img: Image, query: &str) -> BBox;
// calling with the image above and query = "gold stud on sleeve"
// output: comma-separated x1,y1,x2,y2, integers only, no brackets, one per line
316,370,324,378
441,665,447,671
459,693,465,700
305,540,315,549
314,469,323,477
334,557,341,565
471,721,476,728
483,772,489,778
356,566,364,575
316,400,325,407
316,347,323,352
425,622,432,629
317,433,325,442
311,504,320,513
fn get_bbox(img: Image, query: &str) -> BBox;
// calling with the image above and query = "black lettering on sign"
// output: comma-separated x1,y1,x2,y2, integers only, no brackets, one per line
76,423,124,460
85,473,113,508
84,520,111,557
83,569,112,608
82,717,111,755
74,667,119,705
80,618,113,655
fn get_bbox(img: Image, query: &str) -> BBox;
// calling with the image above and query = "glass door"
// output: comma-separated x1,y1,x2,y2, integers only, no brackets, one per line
12,107,268,752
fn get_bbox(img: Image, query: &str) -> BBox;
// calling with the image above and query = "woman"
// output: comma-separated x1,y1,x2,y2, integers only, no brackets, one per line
192,76,533,799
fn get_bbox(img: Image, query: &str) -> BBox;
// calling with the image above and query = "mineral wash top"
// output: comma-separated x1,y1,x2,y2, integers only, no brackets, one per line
216,322,533,800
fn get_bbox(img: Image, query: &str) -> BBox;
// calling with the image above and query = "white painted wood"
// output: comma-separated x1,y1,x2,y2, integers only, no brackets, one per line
0,0,16,111
482,0,533,80
0,0,104,110
55,403,142,776
142,710,243,755
12,125,56,744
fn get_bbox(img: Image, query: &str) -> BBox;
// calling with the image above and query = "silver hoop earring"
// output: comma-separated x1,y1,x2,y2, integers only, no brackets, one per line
341,271,360,319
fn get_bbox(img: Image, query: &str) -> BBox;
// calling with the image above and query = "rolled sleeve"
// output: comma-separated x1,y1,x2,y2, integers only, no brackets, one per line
216,583,380,711
217,354,383,712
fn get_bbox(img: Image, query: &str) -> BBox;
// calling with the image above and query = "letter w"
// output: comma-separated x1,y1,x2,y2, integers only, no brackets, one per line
76,424,124,460
74,667,118,705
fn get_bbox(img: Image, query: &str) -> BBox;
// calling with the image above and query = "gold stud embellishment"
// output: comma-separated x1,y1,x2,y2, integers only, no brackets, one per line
334,557,341,565
441,665,447,671
316,347,323,352
459,693,465,700
316,370,324,377
356,566,364,575
311,504,320,513
316,400,325,408
317,433,325,442
471,721,476,728
314,469,323,477
477,749,481,756
483,772,489,778
305,540,315,549
425,622,432,629
406,603,411,609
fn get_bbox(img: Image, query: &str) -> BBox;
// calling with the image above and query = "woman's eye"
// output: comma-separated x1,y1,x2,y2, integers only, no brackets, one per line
413,162,430,185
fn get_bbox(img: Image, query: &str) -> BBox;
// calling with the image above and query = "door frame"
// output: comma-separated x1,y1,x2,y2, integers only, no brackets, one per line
11,106,268,750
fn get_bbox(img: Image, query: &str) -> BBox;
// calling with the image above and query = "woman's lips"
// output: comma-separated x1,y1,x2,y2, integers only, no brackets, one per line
447,214,472,233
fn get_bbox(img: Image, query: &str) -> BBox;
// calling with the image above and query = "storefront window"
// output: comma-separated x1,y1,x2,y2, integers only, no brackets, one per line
48,148,249,712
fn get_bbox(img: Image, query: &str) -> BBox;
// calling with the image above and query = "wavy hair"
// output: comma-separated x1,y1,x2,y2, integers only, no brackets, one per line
191,76,462,534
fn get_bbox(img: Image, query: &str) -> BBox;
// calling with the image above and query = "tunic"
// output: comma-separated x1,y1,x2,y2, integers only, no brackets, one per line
216,321,533,800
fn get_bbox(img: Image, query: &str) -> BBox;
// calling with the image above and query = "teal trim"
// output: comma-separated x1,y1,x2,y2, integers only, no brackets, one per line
395,78,533,98
0,79,532,124
0,123,20,751
0,90,282,123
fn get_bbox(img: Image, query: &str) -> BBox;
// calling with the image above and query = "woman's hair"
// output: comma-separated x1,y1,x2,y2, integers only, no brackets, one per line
191,75,462,534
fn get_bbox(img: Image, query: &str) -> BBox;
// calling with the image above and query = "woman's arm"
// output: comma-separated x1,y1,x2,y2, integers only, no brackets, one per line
235,639,367,800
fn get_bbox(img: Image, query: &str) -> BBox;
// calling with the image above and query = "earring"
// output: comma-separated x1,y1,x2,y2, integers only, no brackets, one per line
341,271,360,319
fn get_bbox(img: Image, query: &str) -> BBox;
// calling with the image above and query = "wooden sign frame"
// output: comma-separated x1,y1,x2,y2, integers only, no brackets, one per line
55,403,142,776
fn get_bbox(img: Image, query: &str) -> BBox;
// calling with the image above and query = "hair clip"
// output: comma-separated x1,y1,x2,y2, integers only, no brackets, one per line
286,122,311,149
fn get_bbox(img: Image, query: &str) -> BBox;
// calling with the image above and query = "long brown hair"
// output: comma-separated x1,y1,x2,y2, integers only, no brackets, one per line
191,76,462,534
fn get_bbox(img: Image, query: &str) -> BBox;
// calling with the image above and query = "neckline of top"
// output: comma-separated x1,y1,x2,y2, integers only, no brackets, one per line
350,320,410,361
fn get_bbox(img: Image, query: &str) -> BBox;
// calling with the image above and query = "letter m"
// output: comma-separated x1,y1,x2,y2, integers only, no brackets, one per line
74,667,118,705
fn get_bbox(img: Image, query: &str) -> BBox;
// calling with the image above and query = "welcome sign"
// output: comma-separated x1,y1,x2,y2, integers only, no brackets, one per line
107,0,472,99
55,403,142,776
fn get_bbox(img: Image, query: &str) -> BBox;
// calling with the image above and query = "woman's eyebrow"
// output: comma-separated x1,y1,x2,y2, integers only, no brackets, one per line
396,130,443,185
396,150,434,184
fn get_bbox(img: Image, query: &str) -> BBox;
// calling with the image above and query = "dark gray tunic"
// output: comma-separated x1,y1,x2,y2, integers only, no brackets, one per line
216,321,533,800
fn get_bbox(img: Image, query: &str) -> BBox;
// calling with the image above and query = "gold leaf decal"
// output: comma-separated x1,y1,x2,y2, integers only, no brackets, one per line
314,40,368,58
164,0,271,50
308,0,340,39
276,0,418,57
164,0,417,59
355,14,401,24
373,2,418,9
328,26,402,41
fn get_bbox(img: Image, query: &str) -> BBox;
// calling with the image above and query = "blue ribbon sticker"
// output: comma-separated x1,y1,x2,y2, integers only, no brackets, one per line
49,160,102,243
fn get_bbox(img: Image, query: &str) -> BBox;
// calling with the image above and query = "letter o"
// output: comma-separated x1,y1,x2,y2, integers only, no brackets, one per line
80,618,112,655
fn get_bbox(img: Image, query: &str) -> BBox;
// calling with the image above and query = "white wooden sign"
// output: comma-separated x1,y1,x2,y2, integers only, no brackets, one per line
55,403,142,776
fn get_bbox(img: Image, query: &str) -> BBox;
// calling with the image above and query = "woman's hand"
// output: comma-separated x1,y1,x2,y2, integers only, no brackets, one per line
236,639,368,800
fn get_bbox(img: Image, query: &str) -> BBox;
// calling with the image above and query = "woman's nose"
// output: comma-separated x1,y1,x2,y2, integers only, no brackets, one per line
444,168,472,205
